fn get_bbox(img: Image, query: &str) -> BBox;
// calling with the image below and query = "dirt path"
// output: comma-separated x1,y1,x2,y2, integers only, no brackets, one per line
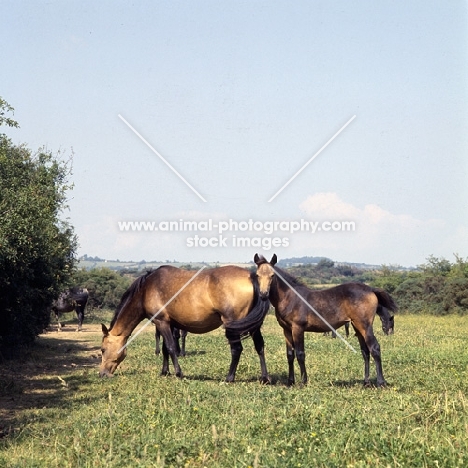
0,325,103,437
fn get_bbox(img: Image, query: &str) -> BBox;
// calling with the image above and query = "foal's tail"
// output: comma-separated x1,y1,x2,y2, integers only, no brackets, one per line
372,288,398,313
224,273,270,337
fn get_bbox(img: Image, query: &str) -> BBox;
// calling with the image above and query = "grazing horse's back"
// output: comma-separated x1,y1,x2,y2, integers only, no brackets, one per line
142,265,255,334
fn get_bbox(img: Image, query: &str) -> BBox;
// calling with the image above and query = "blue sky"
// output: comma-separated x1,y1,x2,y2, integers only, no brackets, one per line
2,1,467,266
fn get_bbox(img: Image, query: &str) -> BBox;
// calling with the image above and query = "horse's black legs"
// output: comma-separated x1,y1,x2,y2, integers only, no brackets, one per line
225,331,243,383
281,328,296,386
250,328,270,384
155,328,161,355
173,328,182,356
365,331,386,387
158,323,183,378
161,341,170,375
355,332,371,386
355,327,386,387
55,312,62,332
292,326,307,385
75,305,84,331
155,327,186,357
179,329,187,357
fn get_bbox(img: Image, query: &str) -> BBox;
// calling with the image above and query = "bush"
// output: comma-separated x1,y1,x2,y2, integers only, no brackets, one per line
0,111,76,349
393,258,468,315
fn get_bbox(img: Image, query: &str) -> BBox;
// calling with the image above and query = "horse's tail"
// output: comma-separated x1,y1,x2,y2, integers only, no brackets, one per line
224,272,270,337
372,288,398,313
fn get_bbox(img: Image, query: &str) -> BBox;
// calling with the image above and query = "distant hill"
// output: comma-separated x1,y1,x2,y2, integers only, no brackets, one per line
276,256,331,267
77,256,251,271
77,255,410,272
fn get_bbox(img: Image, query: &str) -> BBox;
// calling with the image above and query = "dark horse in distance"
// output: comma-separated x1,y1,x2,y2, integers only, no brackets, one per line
249,254,397,387
51,287,89,331
99,265,271,382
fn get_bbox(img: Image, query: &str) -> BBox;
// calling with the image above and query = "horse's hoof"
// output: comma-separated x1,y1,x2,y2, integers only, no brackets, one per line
377,381,387,388
176,371,184,378
287,380,295,387
160,370,170,376
260,376,271,385
363,381,372,388
225,376,235,383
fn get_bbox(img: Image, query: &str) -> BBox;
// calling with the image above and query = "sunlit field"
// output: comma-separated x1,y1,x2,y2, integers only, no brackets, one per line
1,313,467,467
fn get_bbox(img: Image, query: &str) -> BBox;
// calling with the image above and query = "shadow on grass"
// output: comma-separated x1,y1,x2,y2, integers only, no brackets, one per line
0,327,102,438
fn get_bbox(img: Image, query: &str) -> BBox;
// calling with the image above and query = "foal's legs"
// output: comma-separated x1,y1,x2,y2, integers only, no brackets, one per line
250,328,270,384
354,325,386,387
354,331,371,386
365,329,386,387
292,326,307,385
282,327,296,386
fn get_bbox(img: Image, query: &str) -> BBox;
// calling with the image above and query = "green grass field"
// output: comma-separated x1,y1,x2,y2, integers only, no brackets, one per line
1,313,467,467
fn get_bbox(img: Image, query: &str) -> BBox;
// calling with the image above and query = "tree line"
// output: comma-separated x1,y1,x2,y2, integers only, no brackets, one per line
286,255,468,315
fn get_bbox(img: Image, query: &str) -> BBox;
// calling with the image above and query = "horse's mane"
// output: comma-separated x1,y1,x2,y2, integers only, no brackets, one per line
273,266,307,289
109,270,154,329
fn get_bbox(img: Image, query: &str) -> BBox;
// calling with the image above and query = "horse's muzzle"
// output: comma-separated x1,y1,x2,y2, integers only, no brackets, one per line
99,369,115,378
259,292,269,301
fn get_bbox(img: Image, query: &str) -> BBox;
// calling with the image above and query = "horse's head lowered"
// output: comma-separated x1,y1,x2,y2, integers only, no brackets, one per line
254,253,277,300
99,324,128,377
383,315,395,335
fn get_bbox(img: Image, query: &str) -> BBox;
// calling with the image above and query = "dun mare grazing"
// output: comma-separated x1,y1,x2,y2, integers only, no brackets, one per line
252,254,397,387
51,287,89,331
99,265,271,382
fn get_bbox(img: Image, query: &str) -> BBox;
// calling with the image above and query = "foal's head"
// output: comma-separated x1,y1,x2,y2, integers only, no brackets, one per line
254,253,277,300
99,324,128,377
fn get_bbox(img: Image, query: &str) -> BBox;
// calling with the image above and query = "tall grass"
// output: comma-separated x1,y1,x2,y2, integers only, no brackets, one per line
1,314,467,467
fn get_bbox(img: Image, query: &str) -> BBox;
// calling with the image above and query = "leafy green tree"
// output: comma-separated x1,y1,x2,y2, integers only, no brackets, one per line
419,255,452,277
393,255,468,315
73,268,132,310
0,98,77,349
370,265,407,294
0,97,19,129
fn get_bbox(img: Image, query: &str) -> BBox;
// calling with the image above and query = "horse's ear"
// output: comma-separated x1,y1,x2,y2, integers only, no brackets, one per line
270,254,278,266
101,323,109,336
254,253,264,266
